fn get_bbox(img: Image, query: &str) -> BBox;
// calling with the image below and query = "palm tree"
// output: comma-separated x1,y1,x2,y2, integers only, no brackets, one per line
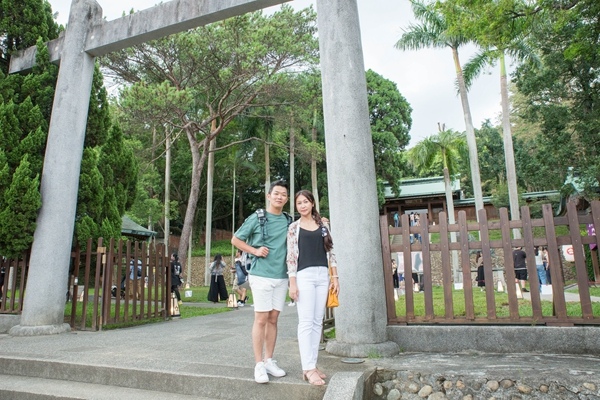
407,124,466,282
462,43,538,239
395,0,484,219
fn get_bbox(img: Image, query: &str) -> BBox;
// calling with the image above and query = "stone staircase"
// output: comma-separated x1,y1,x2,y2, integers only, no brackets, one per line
0,355,327,400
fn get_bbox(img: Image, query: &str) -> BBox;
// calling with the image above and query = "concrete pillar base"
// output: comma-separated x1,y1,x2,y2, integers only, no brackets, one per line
326,340,399,358
9,323,71,336
0,315,21,334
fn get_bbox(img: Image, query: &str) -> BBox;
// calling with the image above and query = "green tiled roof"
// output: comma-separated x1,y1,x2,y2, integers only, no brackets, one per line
384,176,461,199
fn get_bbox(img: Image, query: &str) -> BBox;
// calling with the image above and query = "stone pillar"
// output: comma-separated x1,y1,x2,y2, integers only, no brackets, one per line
10,0,102,336
317,0,399,357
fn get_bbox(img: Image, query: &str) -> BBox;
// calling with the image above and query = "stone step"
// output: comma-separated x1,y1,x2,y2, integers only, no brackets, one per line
0,374,211,400
0,357,326,400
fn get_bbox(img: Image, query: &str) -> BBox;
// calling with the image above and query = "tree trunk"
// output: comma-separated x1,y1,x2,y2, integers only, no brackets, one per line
453,47,484,220
231,159,236,261
264,141,270,208
204,123,216,286
289,121,295,216
164,127,171,252
177,127,209,283
444,167,460,282
499,51,521,239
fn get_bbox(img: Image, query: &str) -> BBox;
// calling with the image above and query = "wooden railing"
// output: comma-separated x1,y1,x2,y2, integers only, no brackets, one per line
70,238,171,330
0,253,28,314
380,200,600,326
1,238,171,330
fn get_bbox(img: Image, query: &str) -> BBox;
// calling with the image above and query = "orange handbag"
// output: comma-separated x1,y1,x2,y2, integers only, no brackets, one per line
326,267,339,308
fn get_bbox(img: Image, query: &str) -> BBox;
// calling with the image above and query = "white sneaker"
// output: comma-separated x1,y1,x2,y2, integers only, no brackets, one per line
264,358,286,377
237,301,244,307
254,362,269,383
288,301,295,307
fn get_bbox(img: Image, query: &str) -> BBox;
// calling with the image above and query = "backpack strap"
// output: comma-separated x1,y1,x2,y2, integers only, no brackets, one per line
255,208,267,241
283,211,293,226
255,208,293,241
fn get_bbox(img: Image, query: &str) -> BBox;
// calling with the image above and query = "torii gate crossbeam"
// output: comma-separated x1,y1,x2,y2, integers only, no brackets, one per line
9,0,290,73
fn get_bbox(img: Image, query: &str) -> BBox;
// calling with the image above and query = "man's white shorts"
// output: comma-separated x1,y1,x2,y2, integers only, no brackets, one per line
248,275,288,312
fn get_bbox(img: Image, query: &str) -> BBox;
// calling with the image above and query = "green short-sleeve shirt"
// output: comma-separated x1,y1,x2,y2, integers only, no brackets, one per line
234,211,289,279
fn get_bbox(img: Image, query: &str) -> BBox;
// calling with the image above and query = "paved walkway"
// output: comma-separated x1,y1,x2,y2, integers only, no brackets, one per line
1,301,600,399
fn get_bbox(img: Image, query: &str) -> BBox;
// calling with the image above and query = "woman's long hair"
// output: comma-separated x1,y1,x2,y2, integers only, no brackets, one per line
214,254,222,263
295,190,334,252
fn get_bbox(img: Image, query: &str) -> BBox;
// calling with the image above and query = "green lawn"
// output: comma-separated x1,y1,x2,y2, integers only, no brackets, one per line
566,286,600,297
52,282,600,329
395,286,600,319
426,224,570,243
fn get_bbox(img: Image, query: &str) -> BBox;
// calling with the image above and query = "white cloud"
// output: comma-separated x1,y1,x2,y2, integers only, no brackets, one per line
47,0,504,147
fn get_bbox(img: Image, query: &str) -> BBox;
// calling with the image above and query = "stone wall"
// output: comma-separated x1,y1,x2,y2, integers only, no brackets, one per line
184,255,235,287
370,368,599,400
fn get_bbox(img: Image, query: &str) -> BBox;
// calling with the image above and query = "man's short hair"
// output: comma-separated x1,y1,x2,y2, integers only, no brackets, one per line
268,179,289,194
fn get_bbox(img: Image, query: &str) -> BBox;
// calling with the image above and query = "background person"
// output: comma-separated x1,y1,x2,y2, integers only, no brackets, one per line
513,247,528,292
231,180,290,384
207,254,228,303
287,190,339,386
128,256,143,300
232,249,248,306
392,259,399,300
542,247,551,284
476,251,485,290
170,253,183,305
534,246,547,291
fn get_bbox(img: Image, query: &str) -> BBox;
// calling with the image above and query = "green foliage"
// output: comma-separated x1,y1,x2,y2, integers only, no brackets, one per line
106,5,319,242
0,0,60,74
407,127,466,177
396,286,600,318
1,3,137,254
366,69,412,202
513,0,600,200
491,181,515,215
191,240,233,257
0,155,41,256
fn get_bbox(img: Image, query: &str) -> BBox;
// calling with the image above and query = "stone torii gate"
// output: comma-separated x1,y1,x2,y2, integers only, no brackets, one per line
9,0,397,357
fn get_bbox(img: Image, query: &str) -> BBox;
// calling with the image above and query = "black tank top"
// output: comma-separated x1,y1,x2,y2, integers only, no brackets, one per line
297,227,328,272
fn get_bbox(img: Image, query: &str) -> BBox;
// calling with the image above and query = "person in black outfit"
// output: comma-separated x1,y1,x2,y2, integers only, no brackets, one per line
0,265,5,301
513,247,528,292
475,251,485,290
391,259,399,300
207,254,228,303
170,253,183,304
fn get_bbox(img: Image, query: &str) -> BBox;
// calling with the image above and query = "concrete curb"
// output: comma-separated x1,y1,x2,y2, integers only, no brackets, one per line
324,371,370,400
387,325,600,354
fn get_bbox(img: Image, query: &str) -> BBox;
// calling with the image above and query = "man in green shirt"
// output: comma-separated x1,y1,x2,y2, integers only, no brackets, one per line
231,180,290,384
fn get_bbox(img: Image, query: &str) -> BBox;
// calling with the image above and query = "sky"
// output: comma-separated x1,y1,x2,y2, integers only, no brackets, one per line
47,0,504,147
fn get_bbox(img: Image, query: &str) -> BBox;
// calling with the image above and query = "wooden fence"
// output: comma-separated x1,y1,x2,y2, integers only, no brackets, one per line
0,253,28,314
1,238,172,330
381,201,600,326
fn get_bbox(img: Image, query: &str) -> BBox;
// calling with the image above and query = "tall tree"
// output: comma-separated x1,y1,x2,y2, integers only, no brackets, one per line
396,0,484,217
0,0,58,75
441,0,539,234
103,6,319,272
513,0,600,198
0,1,136,256
365,70,412,204
407,125,466,281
